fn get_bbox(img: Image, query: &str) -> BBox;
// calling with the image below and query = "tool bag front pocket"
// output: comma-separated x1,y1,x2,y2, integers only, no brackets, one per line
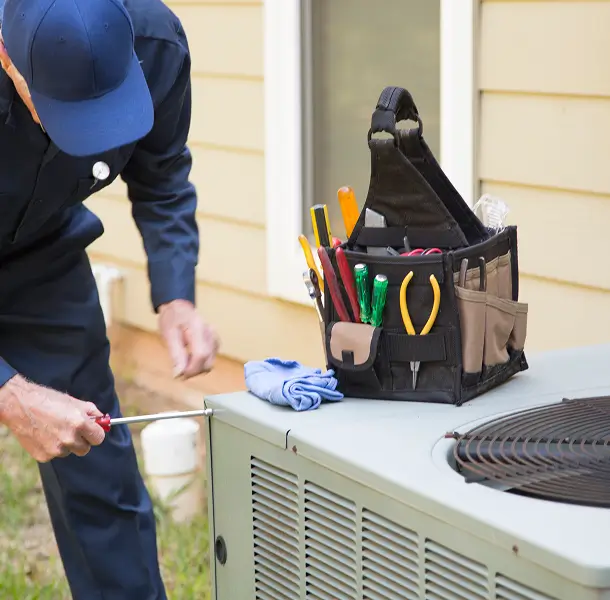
325,321,387,394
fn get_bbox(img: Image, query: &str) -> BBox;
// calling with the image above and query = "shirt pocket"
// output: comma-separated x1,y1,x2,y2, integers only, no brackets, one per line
11,177,95,243
0,193,30,242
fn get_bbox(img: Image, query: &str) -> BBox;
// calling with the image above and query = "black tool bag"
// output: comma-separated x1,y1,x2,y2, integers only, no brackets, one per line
323,86,529,405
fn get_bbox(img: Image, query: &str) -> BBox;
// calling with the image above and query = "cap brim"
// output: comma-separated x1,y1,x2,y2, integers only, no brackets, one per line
30,52,154,157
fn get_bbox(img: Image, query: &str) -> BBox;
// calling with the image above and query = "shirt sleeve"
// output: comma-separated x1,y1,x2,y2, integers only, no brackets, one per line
0,357,17,388
121,38,199,312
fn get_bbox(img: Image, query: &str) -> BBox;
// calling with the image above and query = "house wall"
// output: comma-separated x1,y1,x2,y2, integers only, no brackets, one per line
478,0,610,352
92,0,606,395
88,0,325,392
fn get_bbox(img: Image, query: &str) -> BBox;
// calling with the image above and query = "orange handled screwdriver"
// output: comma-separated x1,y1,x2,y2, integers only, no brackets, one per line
337,186,359,237
95,408,219,432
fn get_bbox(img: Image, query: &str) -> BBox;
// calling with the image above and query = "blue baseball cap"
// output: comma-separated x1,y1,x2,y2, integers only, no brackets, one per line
2,0,154,157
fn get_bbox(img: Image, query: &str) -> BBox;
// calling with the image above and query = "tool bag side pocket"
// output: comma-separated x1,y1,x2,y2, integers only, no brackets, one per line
325,321,384,395
508,301,529,352
455,286,486,375
484,295,518,367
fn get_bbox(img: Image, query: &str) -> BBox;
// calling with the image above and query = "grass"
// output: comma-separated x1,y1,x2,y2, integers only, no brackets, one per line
0,387,212,599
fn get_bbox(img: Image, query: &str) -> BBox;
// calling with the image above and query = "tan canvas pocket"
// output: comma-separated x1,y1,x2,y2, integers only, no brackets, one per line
455,286,486,374
508,302,529,351
496,252,512,300
325,322,383,392
327,322,380,369
484,295,518,367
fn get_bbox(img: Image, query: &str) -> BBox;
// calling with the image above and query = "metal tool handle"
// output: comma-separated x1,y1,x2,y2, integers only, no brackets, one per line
95,408,218,432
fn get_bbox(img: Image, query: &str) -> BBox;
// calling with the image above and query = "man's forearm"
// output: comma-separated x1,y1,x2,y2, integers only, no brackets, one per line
0,374,29,427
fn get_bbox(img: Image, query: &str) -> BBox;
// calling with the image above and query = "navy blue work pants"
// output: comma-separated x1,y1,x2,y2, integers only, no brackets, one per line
0,251,167,600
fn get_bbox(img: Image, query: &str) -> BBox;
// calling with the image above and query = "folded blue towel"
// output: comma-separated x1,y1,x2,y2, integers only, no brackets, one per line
244,358,344,412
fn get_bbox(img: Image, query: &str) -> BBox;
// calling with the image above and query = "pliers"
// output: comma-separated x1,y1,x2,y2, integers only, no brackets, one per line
399,271,441,389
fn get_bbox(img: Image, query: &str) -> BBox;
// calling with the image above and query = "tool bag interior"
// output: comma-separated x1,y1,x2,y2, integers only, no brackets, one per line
323,86,529,405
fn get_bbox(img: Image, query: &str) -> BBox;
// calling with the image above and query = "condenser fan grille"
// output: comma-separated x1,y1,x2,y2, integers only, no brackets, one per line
451,396,610,508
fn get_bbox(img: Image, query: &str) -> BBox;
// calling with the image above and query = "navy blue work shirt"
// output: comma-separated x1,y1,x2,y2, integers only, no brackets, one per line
0,0,199,386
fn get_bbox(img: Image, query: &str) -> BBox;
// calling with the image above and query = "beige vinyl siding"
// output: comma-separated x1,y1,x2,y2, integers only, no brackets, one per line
88,0,327,368
478,0,610,352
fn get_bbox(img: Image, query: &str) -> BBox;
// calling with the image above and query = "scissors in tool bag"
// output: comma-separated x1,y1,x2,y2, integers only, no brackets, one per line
401,247,442,257
399,271,441,390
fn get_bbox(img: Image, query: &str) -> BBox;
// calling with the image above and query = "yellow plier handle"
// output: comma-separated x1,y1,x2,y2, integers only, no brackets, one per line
399,272,441,335
298,234,324,293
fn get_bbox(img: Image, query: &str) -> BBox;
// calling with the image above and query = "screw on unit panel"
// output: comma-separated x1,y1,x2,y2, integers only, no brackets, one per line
215,536,228,565
292,445,298,454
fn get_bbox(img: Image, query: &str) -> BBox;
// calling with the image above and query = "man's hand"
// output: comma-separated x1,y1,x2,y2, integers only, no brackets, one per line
159,299,219,379
0,375,106,462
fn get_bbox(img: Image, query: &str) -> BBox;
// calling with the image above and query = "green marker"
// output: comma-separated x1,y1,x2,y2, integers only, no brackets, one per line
354,263,371,324
370,274,388,327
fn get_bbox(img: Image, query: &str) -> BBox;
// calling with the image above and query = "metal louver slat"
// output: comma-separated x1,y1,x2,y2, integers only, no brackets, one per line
306,568,356,600
305,501,358,533
252,522,299,556
254,562,298,597
495,576,558,600
252,501,300,534
363,572,418,600
251,458,300,600
425,540,489,600
254,547,298,580
362,540,418,581
252,486,298,514
254,577,294,600
305,528,357,566
362,510,420,600
305,547,357,591
362,555,418,595
304,509,357,546
304,482,358,600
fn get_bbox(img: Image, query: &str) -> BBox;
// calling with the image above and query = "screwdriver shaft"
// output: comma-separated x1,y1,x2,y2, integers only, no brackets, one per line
109,408,217,426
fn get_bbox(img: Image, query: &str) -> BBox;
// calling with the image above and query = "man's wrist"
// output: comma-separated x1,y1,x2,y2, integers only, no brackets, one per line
0,375,30,426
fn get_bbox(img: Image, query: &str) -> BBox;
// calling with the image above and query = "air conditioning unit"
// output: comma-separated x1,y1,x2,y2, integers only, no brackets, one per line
204,343,610,600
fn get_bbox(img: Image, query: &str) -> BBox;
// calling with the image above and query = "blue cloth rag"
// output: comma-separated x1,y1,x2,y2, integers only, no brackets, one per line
244,358,344,411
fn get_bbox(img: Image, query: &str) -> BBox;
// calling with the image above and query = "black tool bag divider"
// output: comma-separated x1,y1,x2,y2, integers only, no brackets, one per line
322,86,529,405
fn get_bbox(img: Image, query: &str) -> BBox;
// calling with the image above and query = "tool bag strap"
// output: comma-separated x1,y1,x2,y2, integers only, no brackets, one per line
369,86,423,143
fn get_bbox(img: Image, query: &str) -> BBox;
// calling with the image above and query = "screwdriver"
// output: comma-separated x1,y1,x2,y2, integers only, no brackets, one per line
370,274,388,327
95,409,219,432
354,263,371,324
310,204,332,248
337,186,359,237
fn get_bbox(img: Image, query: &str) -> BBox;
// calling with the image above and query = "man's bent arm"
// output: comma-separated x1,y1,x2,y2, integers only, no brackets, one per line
121,34,198,312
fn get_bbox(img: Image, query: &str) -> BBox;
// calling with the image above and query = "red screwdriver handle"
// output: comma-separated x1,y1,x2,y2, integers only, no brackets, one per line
96,414,111,432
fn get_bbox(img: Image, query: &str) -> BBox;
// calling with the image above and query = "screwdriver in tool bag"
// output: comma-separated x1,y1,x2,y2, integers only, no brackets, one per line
94,409,219,432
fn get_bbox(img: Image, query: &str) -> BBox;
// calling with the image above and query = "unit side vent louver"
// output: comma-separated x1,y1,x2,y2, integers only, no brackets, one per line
424,540,489,600
361,510,419,600
304,482,358,599
251,458,300,600
495,575,558,600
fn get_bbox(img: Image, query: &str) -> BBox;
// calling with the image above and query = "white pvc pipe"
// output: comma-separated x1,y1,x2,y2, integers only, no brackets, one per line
140,417,204,523
91,264,122,326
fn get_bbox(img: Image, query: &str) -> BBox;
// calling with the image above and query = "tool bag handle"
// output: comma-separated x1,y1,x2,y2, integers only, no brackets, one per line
368,86,423,143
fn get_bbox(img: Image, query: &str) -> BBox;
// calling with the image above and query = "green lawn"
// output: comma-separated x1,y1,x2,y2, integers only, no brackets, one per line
0,395,212,599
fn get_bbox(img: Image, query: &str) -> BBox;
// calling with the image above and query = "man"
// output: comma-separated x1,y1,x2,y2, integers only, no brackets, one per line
0,0,218,597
